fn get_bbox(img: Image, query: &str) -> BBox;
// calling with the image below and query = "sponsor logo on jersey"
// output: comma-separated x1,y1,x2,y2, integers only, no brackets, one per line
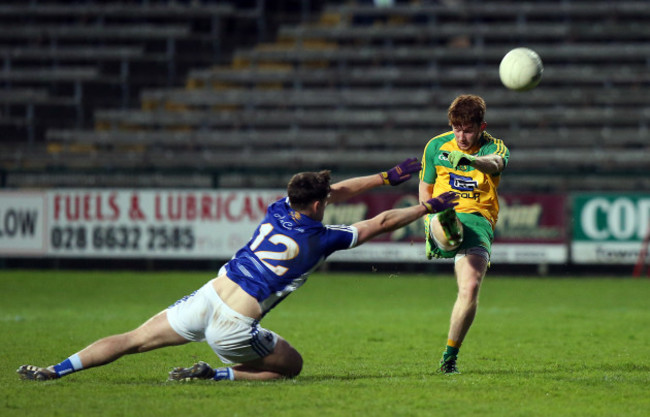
449,173,478,192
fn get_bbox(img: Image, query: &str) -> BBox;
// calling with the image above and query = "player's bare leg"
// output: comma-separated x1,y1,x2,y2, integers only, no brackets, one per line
434,209,463,248
18,310,189,380
449,254,487,342
75,310,189,368
440,253,488,374
429,212,463,252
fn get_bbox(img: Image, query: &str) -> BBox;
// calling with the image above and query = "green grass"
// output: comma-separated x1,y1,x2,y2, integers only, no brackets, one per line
1,270,649,417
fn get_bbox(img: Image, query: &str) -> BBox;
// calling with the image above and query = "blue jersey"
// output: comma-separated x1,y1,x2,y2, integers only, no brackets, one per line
224,197,358,316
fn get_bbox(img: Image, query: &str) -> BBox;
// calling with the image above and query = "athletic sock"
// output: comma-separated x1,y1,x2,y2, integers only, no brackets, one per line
443,339,461,361
213,367,234,381
52,354,83,377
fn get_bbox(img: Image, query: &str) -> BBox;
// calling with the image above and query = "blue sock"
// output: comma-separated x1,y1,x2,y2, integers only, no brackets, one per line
52,354,83,377
213,367,234,381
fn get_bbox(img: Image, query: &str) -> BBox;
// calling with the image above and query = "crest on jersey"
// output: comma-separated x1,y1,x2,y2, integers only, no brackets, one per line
290,211,302,222
449,173,478,191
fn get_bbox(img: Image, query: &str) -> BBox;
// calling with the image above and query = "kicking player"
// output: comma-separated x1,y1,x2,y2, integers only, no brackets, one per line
18,158,458,382
419,94,509,374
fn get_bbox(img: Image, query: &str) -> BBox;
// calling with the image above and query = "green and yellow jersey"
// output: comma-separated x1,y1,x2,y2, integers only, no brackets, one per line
420,130,509,228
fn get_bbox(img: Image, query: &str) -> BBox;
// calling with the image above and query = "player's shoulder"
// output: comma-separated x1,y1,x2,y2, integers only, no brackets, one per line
424,131,455,151
482,131,507,147
266,197,289,218
268,196,289,210
481,131,509,156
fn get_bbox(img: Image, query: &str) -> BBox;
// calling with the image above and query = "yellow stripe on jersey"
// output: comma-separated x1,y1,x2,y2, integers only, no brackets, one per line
494,138,505,157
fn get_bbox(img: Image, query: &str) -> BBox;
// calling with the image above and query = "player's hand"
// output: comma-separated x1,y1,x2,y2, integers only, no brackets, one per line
448,151,476,169
421,191,459,213
380,157,422,185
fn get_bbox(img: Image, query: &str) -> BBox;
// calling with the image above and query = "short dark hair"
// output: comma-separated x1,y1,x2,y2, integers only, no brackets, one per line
448,94,486,127
287,170,331,210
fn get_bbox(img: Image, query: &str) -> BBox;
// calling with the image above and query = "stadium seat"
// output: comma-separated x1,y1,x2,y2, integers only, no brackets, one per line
1,0,650,192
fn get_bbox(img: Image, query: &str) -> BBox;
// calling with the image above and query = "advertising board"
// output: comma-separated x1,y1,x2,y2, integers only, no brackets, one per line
572,194,650,264
0,190,569,264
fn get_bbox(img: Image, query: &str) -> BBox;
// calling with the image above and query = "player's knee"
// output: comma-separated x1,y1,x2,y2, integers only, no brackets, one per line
439,239,461,252
459,283,479,302
457,277,481,302
283,350,303,379
270,338,303,378
430,221,462,251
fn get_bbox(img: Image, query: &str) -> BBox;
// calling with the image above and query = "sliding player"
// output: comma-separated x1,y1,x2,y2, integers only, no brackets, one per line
18,158,458,382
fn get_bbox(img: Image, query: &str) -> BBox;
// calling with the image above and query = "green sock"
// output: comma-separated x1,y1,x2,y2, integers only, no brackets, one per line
443,345,460,361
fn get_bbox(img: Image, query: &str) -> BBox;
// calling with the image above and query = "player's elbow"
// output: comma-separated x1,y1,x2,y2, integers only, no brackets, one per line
377,217,395,234
481,161,503,175
492,156,506,173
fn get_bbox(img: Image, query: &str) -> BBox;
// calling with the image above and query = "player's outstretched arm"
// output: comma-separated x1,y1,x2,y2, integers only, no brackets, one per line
352,191,458,246
448,151,505,174
471,154,505,174
329,157,421,204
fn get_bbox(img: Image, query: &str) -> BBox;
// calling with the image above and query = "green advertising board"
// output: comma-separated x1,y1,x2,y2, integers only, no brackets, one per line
572,194,650,264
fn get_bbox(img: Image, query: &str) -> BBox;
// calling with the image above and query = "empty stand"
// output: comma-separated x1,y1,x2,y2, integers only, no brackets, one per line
0,0,261,150
2,1,650,192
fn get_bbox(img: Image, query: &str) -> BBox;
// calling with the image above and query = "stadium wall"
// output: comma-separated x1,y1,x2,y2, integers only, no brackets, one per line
1,189,648,275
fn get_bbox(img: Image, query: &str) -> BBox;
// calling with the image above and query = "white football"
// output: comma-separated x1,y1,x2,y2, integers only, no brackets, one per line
499,47,544,91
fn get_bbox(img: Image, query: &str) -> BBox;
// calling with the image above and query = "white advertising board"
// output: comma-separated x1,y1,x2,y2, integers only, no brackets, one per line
0,192,47,255
1,189,284,258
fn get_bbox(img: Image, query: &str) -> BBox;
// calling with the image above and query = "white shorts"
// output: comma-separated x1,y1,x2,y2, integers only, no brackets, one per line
455,246,490,263
166,279,278,364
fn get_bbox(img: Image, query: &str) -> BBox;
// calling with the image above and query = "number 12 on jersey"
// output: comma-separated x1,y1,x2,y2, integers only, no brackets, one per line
249,223,300,276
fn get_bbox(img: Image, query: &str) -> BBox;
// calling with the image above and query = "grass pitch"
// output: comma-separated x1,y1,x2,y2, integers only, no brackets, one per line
1,270,649,417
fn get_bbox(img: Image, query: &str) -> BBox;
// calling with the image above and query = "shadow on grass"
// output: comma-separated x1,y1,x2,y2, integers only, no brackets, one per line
297,374,395,382
472,362,650,376
296,369,452,382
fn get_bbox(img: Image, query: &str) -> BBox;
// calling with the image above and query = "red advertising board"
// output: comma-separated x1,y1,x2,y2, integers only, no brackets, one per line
494,194,567,244
326,192,568,263
326,192,567,244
